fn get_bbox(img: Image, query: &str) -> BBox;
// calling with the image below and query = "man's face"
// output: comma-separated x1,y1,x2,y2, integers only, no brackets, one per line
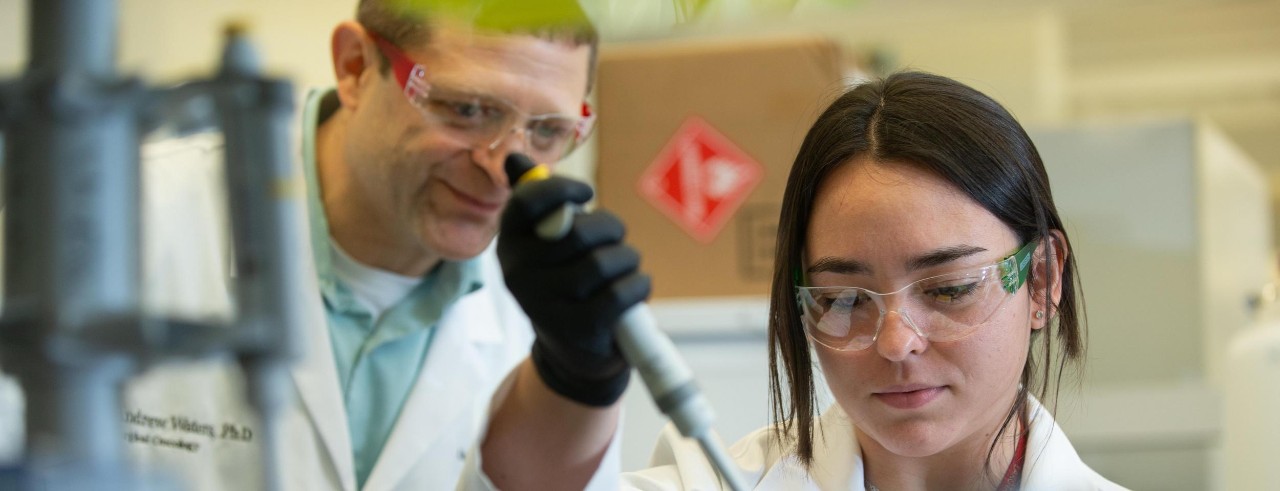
340,24,591,269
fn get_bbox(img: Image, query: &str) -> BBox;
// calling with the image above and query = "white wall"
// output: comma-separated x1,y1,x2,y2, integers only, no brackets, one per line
0,0,24,76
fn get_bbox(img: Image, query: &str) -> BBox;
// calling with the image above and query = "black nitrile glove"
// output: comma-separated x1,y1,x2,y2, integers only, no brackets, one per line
498,172,651,407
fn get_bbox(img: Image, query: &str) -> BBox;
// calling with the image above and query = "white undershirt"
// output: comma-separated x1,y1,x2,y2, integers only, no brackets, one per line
328,239,421,320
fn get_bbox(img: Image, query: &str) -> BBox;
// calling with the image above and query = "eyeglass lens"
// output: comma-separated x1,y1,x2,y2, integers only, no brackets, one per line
410,83,582,163
798,265,1017,351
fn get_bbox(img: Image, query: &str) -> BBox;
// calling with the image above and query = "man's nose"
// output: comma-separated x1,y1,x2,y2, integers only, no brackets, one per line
472,129,524,187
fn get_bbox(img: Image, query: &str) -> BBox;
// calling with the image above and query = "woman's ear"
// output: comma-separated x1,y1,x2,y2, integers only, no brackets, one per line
330,21,377,111
1029,229,1069,330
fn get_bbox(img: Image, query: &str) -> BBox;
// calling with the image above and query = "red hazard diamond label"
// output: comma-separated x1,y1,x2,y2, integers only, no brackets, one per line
638,116,764,244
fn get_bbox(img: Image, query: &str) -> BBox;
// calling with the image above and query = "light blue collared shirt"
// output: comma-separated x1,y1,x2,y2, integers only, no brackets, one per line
302,89,482,488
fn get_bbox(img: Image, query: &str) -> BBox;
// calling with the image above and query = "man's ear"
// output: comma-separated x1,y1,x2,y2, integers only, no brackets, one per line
330,21,378,111
1029,229,1069,330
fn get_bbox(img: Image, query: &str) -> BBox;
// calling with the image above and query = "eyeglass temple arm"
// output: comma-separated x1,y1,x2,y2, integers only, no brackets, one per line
366,30,415,90
1000,240,1040,294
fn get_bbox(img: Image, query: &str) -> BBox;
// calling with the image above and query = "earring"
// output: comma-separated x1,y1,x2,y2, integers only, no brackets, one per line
1035,311,1045,320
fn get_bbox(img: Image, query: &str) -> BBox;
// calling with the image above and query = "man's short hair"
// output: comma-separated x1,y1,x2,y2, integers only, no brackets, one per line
356,0,600,93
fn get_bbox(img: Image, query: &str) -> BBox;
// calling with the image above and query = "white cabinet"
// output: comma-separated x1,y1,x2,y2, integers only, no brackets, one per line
1031,119,1270,490
1031,119,1272,388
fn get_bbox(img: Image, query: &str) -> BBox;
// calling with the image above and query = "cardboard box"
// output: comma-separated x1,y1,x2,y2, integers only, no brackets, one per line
595,36,846,299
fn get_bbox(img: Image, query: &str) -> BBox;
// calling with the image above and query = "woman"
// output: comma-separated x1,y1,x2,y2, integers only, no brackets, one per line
468,71,1124,490
618,71,1122,490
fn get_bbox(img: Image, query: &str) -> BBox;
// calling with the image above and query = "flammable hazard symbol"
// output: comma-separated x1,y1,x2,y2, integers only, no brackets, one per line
638,116,764,244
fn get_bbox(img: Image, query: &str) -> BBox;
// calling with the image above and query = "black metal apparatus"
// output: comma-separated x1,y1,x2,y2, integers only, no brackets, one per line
0,1,305,489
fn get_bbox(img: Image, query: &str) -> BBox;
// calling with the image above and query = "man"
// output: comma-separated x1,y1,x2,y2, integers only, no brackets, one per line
107,1,644,490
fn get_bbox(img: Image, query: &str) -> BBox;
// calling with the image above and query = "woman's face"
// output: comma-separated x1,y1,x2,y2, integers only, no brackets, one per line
804,157,1037,459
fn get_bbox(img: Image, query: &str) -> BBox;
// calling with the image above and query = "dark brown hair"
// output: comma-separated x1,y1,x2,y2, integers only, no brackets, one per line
768,71,1085,474
357,0,600,92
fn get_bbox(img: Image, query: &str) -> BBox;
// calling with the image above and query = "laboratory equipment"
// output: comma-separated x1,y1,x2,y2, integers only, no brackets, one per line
0,1,305,490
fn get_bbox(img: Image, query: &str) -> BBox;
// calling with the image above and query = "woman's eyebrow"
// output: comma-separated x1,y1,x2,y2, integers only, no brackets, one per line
806,245,988,276
905,245,988,272
807,257,870,276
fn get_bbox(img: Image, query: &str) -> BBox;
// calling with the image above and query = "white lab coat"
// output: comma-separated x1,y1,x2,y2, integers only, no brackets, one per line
462,398,1127,490
2,132,535,491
